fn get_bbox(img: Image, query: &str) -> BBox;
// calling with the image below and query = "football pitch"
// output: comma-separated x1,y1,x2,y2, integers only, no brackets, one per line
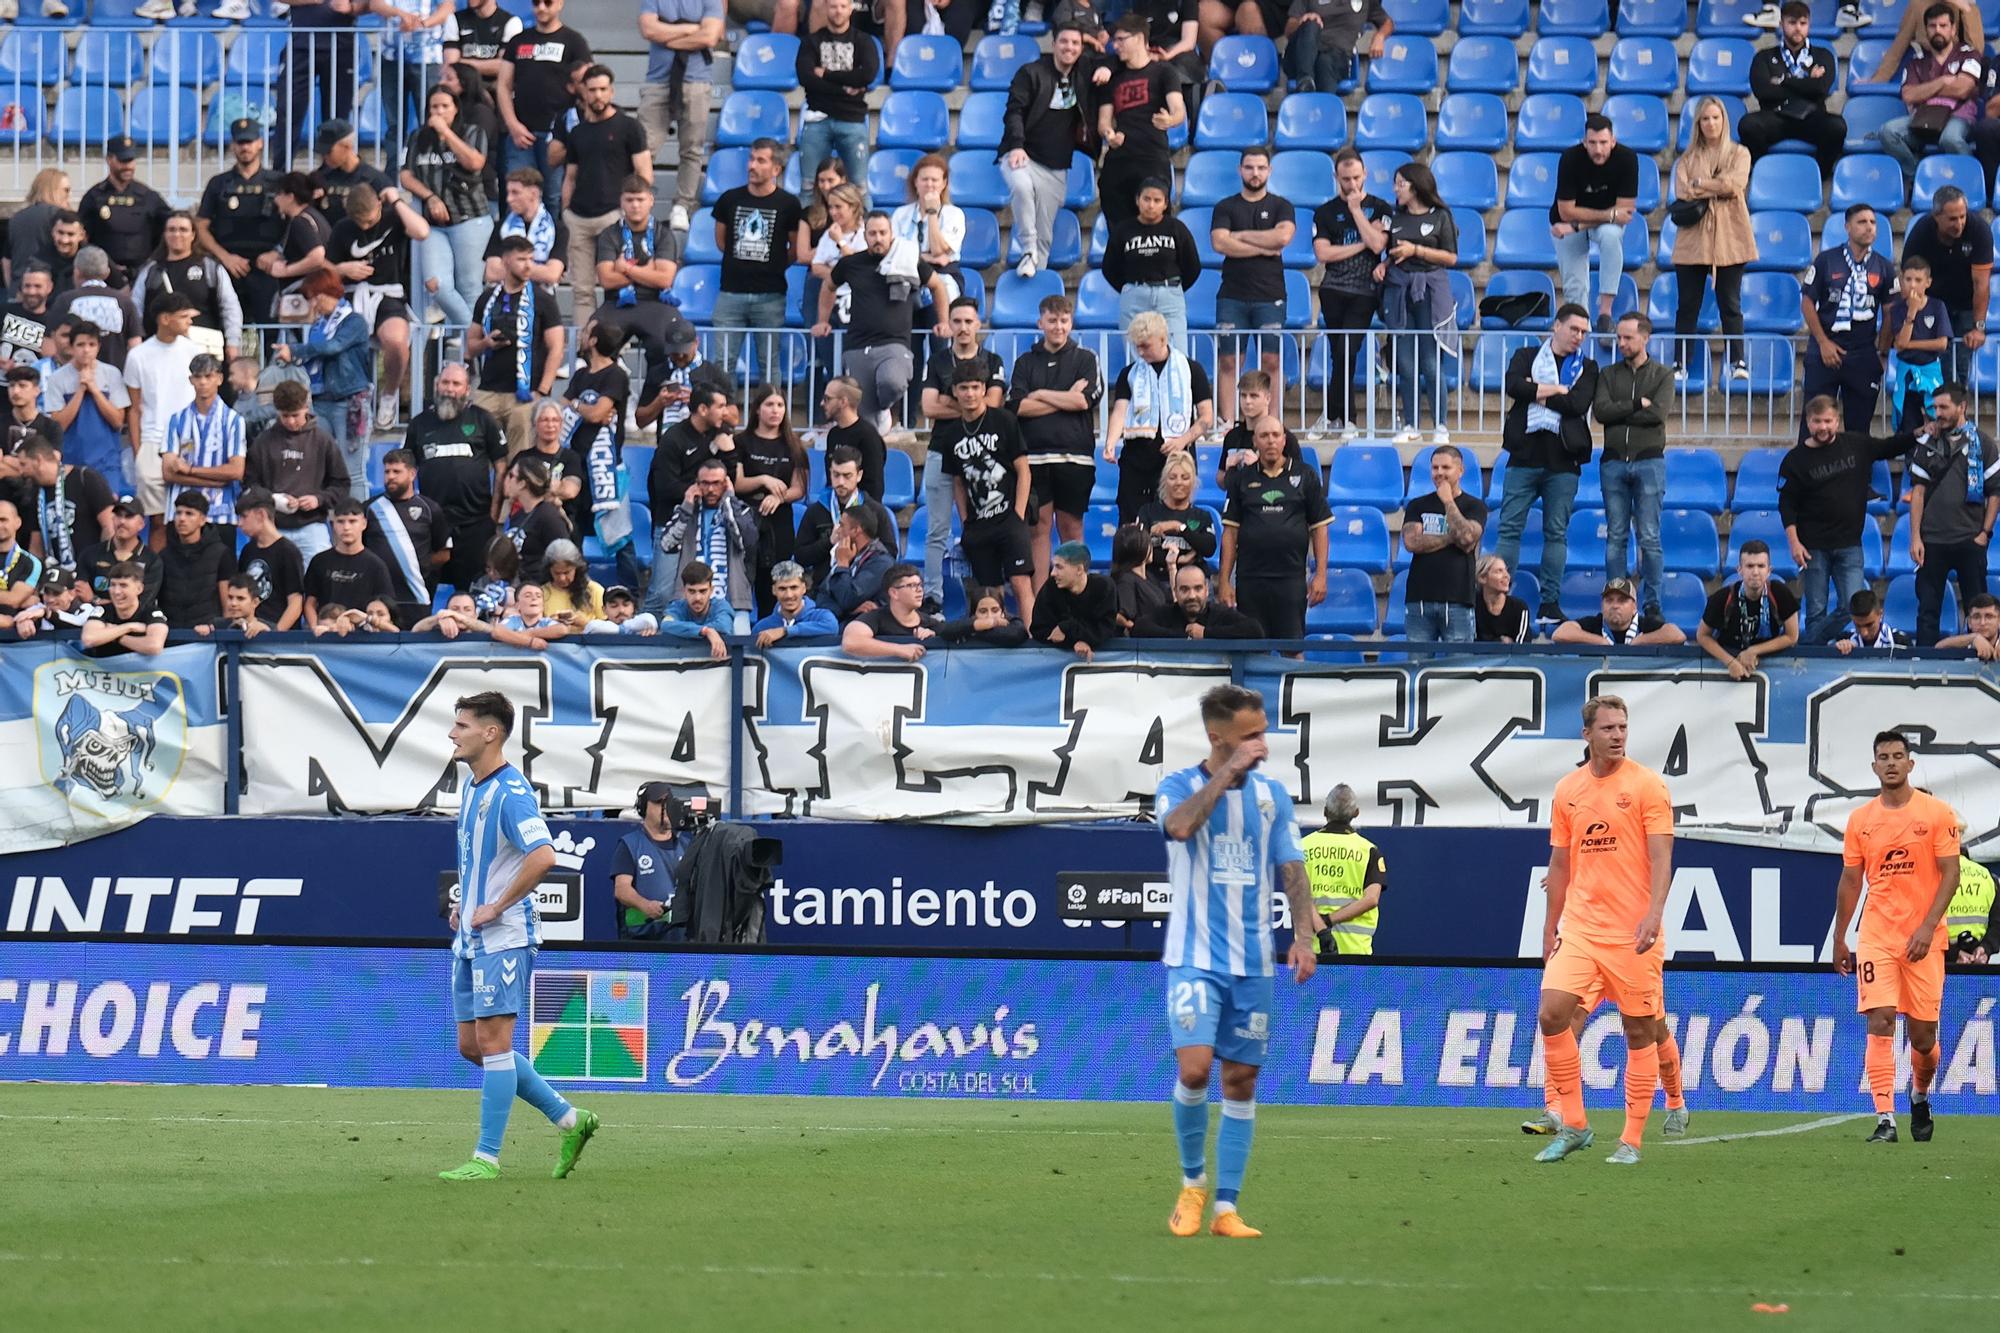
3,1085,1993,1332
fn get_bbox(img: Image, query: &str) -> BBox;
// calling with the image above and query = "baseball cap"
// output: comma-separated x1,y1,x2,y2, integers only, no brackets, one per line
109,497,143,519
106,135,139,162
235,485,276,514
173,490,211,515
663,312,697,354
1601,578,1637,601
229,118,263,145
314,119,356,154
39,568,75,596
637,780,676,807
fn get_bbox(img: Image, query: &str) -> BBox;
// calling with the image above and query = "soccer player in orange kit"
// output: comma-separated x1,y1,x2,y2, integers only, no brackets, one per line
1833,731,1961,1144
1533,695,1675,1165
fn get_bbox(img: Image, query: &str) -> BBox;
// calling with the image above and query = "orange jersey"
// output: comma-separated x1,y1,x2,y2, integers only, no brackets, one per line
1550,759,1674,942
1843,790,1960,948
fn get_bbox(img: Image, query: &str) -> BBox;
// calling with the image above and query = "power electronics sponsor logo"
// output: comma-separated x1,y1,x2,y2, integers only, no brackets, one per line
1061,872,1172,920
1578,819,1618,851
438,831,593,941
34,665,189,816
0,979,265,1058
4,877,304,935
530,970,647,1082
664,980,1041,1094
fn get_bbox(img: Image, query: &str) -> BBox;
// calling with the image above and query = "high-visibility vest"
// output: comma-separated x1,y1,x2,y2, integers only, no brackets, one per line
1300,828,1385,955
1946,857,1996,943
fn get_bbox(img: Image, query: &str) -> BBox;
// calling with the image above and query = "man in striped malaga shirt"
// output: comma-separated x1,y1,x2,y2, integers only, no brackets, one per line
1156,684,1323,1240
439,691,601,1182
159,354,246,547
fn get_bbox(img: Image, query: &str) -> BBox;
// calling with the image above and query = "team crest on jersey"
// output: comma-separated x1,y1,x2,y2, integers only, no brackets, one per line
34,664,188,818
1616,793,1632,809
1913,823,1929,837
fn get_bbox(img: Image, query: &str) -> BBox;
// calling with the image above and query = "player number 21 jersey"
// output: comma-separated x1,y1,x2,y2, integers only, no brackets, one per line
1156,764,1304,978
454,761,554,960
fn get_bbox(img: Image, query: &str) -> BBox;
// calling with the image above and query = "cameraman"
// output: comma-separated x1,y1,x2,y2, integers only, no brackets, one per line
611,780,684,941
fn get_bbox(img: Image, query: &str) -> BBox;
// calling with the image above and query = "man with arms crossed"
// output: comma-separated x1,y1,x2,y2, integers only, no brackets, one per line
1533,695,1674,1165
1833,731,1960,1143
440,691,600,1181
1159,684,1322,1238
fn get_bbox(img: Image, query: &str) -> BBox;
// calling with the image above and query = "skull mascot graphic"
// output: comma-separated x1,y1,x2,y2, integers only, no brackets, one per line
52,676,182,800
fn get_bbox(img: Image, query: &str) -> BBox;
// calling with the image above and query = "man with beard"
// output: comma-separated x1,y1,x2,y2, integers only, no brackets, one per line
365,447,450,624
1,264,55,371
1135,561,1265,639
1879,4,1985,186
404,362,508,592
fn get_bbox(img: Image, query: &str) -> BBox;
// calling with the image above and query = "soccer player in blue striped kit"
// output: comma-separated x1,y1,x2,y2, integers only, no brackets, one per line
1156,685,1323,1237
438,691,601,1182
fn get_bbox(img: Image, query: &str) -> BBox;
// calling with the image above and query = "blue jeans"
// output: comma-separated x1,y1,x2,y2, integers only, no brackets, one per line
712,290,787,385
502,133,563,216
315,393,368,501
1215,296,1284,369
1119,283,1189,353
1802,544,1868,644
798,117,873,207
1553,221,1625,311
1496,464,1579,609
1405,600,1474,643
1880,113,1975,179
416,215,493,327
1601,455,1665,609
922,449,955,602
1389,312,1444,430
643,534,679,618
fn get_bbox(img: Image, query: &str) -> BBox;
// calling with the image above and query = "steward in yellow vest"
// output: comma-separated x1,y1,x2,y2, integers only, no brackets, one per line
1946,855,1996,962
1299,785,1387,955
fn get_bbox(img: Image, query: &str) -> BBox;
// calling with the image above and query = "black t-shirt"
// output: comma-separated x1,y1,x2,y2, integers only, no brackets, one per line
829,251,936,348
79,540,162,598
44,469,119,569
1,300,52,368
923,348,1007,406
1550,144,1641,225
198,166,285,257
566,362,630,452
1133,499,1219,582
1700,580,1801,652
1902,212,1996,318
1402,491,1487,606
934,408,1027,523
1,410,56,524
1477,594,1531,643
1023,63,1086,169
714,186,803,296
314,162,394,224
528,444,591,537
555,111,650,217
282,207,333,268
449,4,523,63
856,606,941,639
1105,62,1183,161
1387,207,1457,274
239,534,304,624
593,219,678,302
1572,611,1668,644
405,406,507,529
504,24,594,133
824,418,887,501
508,498,571,583
738,431,799,535
327,209,412,293
363,490,449,604
159,530,240,629
81,595,166,657
1211,192,1295,304
305,546,394,612
1313,193,1391,295
470,283,561,395
1140,0,1195,47
1222,458,1334,579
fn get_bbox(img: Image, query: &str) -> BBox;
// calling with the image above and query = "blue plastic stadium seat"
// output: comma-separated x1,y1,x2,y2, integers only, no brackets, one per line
861,147,921,205
1842,94,1903,152
1431,153,1500,210
1074,270,1119,328
1503,153,1560,210
950,153,1010,210
1493,210,1558,269
956,90,1008,149
1727,510,1799,577
72,31,147,87
876,89,947,149
1650,277,1721,332
1539,0,1610,35
1741,272,1803,333
1687,40,1754,98
1514,94,1587,153
958,208,1002,270
1471,331,1537,391
729,33,799,91
716,90,790,147
1196,92,1270,150
48,87,128,147
1561,510,1615,579
1886,517,1920,579
1401,446,1482,504
891,35,961,91
1324,506,1392,574
701,146,749,204
1479,271,1556,329
881,451,917,510
1445,35,1519,93
992,270,1063,327
1326,444,1405,512
1479,501,1546,571
1355,93,1428,152
1434,92,1508,152
1311,569,1380,634
1080,503,1120,567
1359,150,1409,201
1831,153,1906,214
1604,95,1669,154
971,34,1038,91
1729,449,1786,513
1664,449,1728,515
1747,155,1826,215
225,28,288,85
1914,154,1988,211
1849,38,1903,95
1008,210,1081,269
1525,37,1598,96
1180,150,1240,208
1884,573,1960,634
1209,35,1282,93
1365,35,1438,93
0,92,44,145
1271,151,1336,207
1659,509,1722,577
669,265,720,324
1607,37,1678,95
0,30,70,86
1676,95,1746,152
1450,207,1487,268
150,31,225,87
1384,0,1450,35
1695,0,1763,35
1273,93,1347,150
1181,206,1220,266
1617,0,1688,35
1747,210,1813,272
130,86,198,146
678,211,722,265
1459,0,1530,36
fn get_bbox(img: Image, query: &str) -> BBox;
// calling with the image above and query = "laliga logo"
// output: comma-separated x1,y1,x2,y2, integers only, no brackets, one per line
34,665,189,816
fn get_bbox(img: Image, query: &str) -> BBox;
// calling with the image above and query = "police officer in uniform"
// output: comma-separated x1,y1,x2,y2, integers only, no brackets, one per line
610,780,685,941
1300,784,1388,956
78,138,170,280
198,121,287,330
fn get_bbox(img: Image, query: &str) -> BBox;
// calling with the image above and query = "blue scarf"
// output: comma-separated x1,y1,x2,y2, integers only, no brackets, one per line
615,221,676,308
501,206,558,263
1526,338,1585,435
698,502,730,589
483,283,535,402
38,477,76,572
562,396,633,552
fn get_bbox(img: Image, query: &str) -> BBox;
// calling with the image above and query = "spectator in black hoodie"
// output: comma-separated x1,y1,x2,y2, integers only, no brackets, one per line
1032,540,1120,658
1738,2,1844,181
1135,561,1265,639
243,379,348,567
1780,394,1915,642
157,490,238,629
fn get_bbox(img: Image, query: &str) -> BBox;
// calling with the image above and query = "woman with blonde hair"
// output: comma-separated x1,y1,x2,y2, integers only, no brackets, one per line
1670,95,1758,382
5,167,72,292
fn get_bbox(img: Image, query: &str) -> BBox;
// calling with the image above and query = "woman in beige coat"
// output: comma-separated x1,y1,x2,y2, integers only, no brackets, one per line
1671,97,1759,383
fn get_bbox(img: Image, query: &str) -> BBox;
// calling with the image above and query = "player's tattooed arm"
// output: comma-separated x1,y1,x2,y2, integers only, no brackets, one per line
1280,860,1323,939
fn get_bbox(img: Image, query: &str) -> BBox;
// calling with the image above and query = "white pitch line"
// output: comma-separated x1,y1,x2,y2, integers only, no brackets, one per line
1661,1112,1869,1147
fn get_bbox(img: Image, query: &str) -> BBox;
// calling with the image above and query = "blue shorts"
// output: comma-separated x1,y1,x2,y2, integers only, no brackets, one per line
452,946,533,1022
1165,965,1274,1067
1214,298,1285,361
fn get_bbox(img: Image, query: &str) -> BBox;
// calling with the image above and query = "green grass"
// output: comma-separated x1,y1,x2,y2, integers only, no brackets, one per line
1,1085,1992,1332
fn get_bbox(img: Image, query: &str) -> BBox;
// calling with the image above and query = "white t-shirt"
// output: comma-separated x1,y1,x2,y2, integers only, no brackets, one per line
124,336,200,453
890,203,966,265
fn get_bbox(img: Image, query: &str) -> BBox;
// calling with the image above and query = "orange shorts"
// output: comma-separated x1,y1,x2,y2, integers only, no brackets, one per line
1573,975,1670,1019
1543,933,1664,1018
1855,942,1944,1022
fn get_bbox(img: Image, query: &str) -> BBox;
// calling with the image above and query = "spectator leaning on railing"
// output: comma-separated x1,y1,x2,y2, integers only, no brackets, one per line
1552,578,1686,648
1696,540,1800,679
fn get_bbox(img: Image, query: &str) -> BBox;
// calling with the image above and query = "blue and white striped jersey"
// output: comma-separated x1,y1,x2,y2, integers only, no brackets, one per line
1156,764,1303,977
453,762,553,960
